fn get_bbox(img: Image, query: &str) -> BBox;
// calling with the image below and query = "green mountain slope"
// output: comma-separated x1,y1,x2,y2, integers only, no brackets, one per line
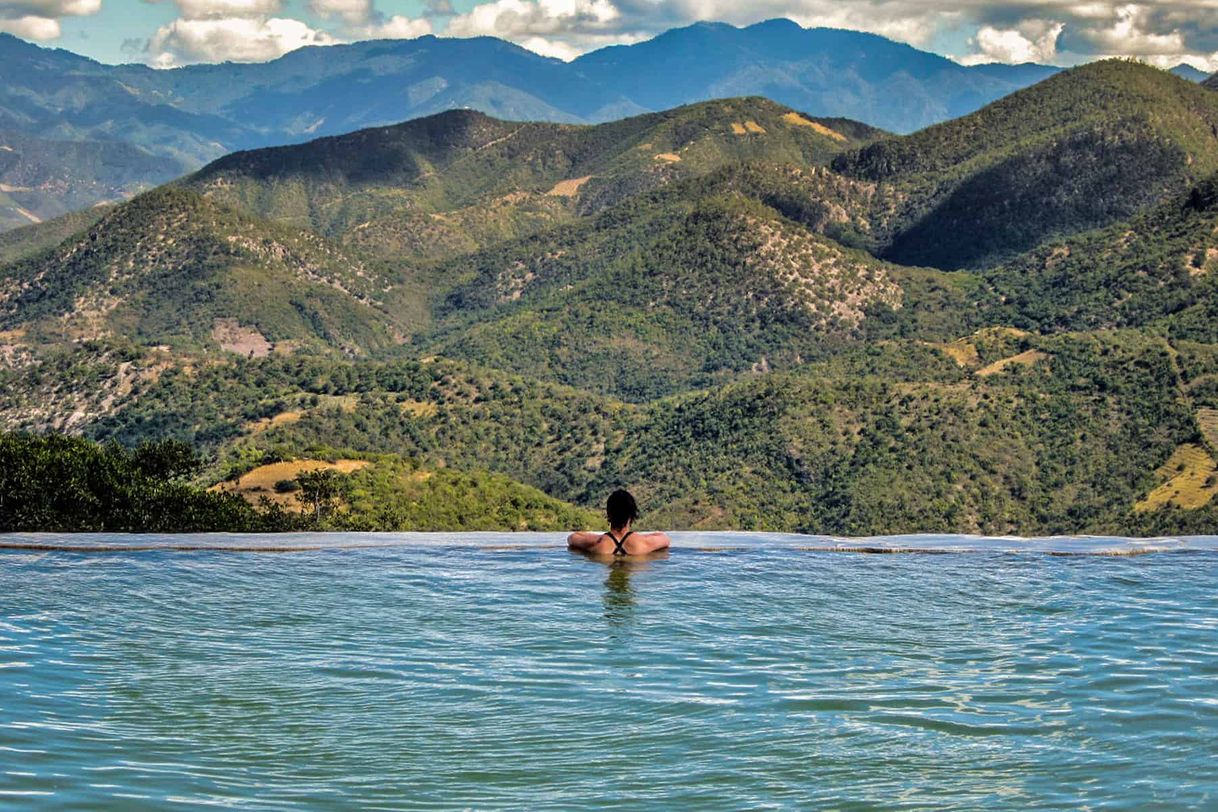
835,60,1218,269
427,181,910,399
0,187,408,355
0,205,112,265
0,431,596,533
187,99,880,263
980,175,1218,339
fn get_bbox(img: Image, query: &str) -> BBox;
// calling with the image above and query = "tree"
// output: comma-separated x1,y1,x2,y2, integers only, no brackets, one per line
132,438,202,481
296,469,343,522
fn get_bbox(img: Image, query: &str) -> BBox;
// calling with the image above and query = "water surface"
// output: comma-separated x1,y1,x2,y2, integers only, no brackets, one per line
2,533,1216,809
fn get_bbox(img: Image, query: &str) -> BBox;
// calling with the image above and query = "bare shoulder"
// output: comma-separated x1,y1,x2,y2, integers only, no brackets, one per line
635,531,671,552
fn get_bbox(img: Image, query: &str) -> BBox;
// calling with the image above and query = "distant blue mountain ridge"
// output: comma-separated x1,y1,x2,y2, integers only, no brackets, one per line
0,18,1210,230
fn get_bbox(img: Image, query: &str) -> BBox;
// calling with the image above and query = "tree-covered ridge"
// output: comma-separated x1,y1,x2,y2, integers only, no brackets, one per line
834,60,1218,269
187,98,880,262
0,187,411,355
428,186,908,399
303,453,600,531
980,175,1218,342
0,99,904,391
0,22,1064,233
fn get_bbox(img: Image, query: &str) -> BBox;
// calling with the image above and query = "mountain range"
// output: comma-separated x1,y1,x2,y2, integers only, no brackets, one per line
5,58,1218,535
0,19,1076,231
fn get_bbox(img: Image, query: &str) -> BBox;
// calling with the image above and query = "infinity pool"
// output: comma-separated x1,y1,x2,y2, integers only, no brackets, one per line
2,533,1217,809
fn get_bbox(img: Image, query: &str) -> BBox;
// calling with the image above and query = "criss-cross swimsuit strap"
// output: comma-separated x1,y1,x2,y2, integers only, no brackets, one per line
605,530,633,556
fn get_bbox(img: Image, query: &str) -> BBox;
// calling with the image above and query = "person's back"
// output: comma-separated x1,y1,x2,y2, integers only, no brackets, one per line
567,489,670,557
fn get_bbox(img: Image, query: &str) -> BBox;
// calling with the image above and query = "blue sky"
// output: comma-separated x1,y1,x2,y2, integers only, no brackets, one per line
4,1,1216,71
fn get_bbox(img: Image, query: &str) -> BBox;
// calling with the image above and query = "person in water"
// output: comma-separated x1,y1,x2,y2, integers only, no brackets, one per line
567,489,671,557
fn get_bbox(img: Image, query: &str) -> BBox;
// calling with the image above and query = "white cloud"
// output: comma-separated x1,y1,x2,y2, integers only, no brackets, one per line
0,0,100,40
10,0,1218,72
1070,4,1188,56
310,0,370,25
0,13,61,37
140,0,343,65
962,19,1064,64
442,0,631,59
172,0,281,19
362,14,432,39
149,15,336,65
0,0,100,13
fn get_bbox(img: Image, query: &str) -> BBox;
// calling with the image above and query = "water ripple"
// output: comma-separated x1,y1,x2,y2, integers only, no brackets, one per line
1,540,1217,808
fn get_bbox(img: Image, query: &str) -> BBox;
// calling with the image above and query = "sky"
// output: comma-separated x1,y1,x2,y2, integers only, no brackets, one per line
1,0,1216,71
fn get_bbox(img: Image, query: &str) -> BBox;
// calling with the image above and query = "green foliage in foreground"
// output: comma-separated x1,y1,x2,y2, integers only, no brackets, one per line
0,430,601,533
0,433,293,533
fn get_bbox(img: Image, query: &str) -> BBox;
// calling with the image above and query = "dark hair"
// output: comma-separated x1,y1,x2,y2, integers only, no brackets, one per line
606,489,639,528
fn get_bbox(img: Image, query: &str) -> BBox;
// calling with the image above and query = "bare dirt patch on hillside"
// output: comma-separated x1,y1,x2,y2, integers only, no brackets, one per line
781,112,847,141
1135,444,1218,512
213,459,370,511
213,318,272,357
243,410,304,434
547,176,592,197
1198,408,1218,451
399,399,438,418
976,350,1047,377
933,338,982,368
731,121,768,135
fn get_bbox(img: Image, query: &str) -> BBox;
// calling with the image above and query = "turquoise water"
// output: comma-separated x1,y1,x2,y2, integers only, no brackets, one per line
2,533,1217,809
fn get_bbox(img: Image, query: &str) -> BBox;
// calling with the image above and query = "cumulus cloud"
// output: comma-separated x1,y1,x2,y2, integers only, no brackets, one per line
309,0,370,25
411,0,1218,69
962,19,1065,64
0,0,100,40
443,0,630,58
172,0,281,18
951,2,1218,68
361,14,432,40
13,0,1218,72
1063,4,1189,56
147,0,336,65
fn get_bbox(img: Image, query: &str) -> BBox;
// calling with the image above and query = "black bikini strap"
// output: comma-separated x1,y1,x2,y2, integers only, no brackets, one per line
612,530,632,555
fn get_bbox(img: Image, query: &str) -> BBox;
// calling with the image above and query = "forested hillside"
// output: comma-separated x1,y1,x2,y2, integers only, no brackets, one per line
0,187,410,354
835,60,1218,269
187,98,878,263
4,61,1218,534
